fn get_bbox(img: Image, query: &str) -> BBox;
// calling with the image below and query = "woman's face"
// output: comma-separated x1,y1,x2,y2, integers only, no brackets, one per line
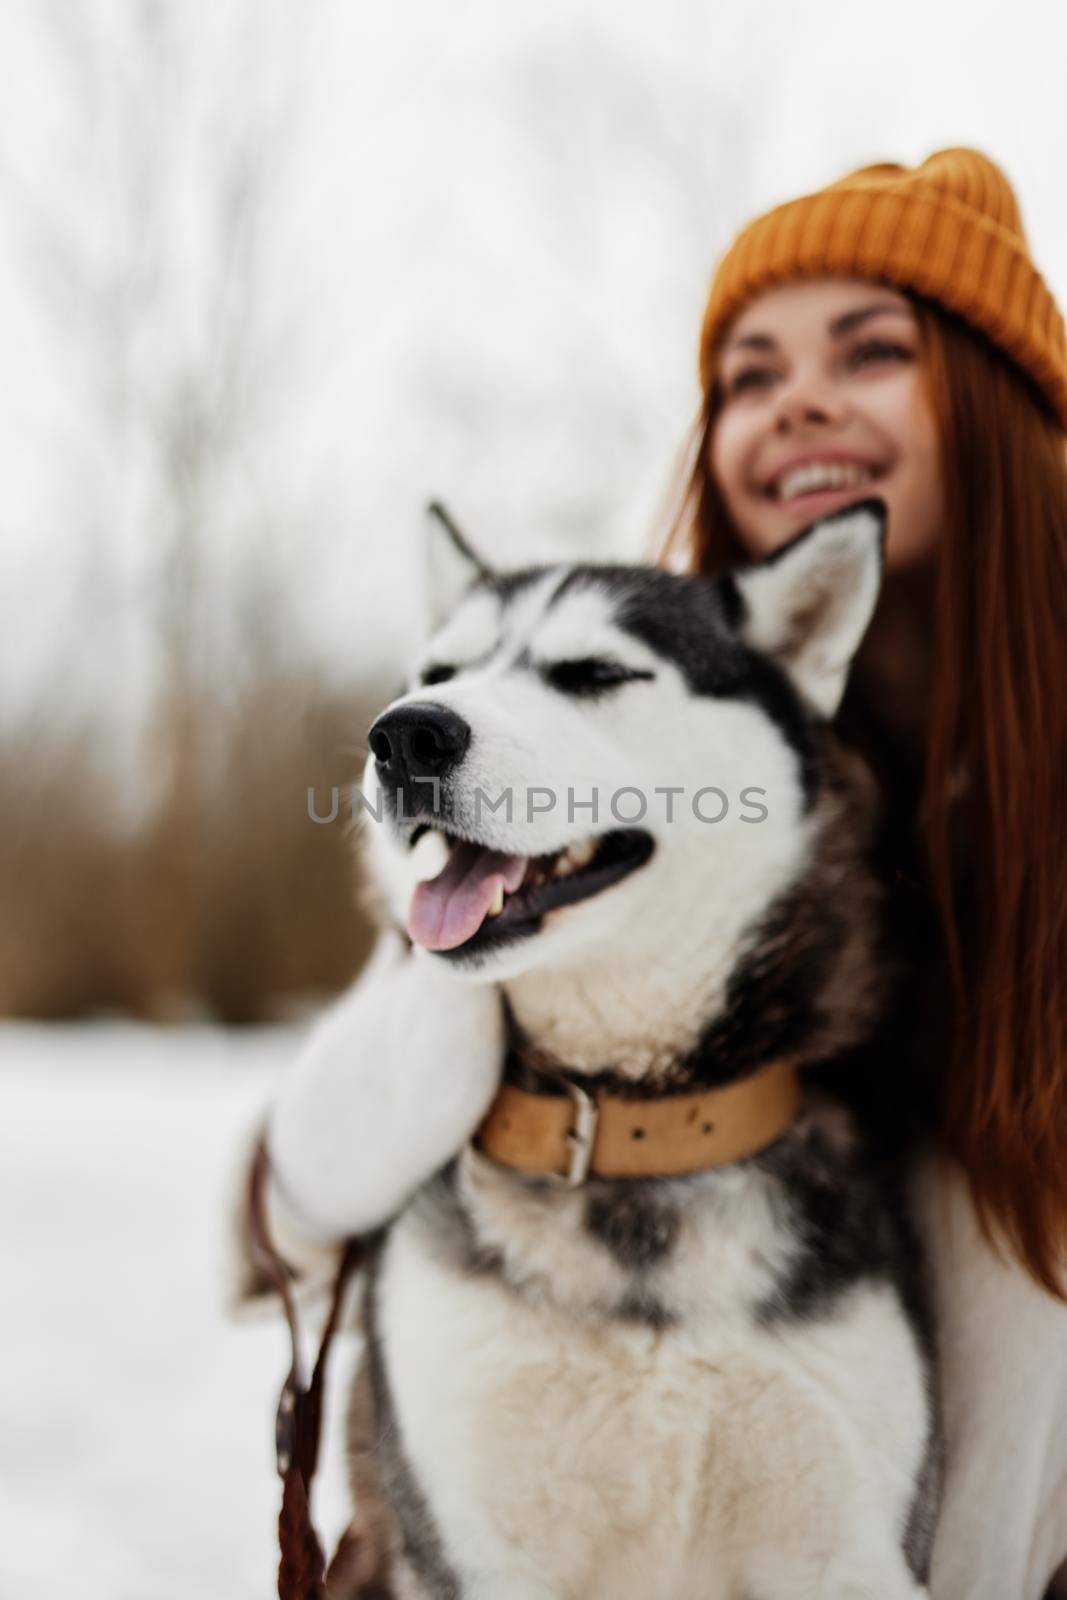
709,279,944,569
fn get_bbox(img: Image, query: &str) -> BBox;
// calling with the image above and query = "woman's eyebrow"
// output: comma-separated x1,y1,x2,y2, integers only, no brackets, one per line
829,303,914,337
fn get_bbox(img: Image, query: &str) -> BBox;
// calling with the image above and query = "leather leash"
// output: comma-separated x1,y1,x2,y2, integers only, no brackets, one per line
247,1141,364,1600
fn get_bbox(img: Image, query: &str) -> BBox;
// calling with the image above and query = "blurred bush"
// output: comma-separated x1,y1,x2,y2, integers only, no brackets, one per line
0,673,379,1023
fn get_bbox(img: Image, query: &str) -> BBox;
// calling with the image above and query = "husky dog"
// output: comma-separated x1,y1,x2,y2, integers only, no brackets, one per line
343,501,941,1600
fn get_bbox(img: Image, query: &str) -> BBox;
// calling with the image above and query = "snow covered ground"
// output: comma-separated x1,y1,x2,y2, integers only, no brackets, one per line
0,1020,359,1600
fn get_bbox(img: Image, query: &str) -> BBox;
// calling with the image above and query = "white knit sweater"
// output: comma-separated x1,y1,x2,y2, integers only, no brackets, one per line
910,1154,1067,1599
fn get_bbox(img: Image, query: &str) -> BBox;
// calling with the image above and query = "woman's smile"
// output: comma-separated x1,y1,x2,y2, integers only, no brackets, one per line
759,449,887,510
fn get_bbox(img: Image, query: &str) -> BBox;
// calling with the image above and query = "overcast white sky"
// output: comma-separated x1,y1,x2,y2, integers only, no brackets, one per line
1,0,1066,719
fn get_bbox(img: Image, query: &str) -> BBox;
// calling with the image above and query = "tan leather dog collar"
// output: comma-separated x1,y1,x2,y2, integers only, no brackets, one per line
474,1056,802,1187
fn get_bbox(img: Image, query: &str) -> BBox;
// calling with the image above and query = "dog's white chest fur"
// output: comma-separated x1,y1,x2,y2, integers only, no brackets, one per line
372,1144,931,1600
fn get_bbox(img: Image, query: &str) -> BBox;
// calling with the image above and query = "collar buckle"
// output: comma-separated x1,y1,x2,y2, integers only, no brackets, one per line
545,1077,600,1188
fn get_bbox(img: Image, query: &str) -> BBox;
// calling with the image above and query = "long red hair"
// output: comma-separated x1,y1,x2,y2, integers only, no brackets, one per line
659,299,1067,1297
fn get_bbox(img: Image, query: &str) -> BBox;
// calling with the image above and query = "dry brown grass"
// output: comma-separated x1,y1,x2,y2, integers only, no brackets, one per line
0,675,383,1023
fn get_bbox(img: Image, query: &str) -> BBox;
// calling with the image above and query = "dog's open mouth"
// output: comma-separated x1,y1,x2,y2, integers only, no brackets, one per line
406,826,654,956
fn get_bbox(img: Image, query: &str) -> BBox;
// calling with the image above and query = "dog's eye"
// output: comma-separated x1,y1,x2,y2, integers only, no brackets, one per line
420,664,456,687
545,658,654,696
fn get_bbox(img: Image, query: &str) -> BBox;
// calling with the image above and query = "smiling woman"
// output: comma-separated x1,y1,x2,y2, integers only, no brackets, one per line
660,146,1067,1600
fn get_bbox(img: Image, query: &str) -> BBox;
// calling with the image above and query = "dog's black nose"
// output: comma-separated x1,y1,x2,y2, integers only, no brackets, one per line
368,702,471,784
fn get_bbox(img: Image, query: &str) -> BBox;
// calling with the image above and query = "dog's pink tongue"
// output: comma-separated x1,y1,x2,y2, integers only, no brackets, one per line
408,841,528,951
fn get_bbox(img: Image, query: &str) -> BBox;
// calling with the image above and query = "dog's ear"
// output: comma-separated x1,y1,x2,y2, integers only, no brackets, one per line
729,500,886,718
421,501,496,634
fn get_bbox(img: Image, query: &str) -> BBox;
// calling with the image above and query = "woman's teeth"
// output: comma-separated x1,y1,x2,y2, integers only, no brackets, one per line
774,461,873,501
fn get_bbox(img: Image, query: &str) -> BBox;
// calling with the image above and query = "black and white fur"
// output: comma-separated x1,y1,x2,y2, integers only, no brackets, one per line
347,502,941,1600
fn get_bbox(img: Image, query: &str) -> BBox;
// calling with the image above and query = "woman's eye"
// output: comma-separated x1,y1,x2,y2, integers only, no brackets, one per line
724,365,778,397
545,658,654,696
847,339,914,370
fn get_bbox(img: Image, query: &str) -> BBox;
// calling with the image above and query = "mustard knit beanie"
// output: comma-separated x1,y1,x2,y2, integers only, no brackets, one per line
698,147,1067,429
